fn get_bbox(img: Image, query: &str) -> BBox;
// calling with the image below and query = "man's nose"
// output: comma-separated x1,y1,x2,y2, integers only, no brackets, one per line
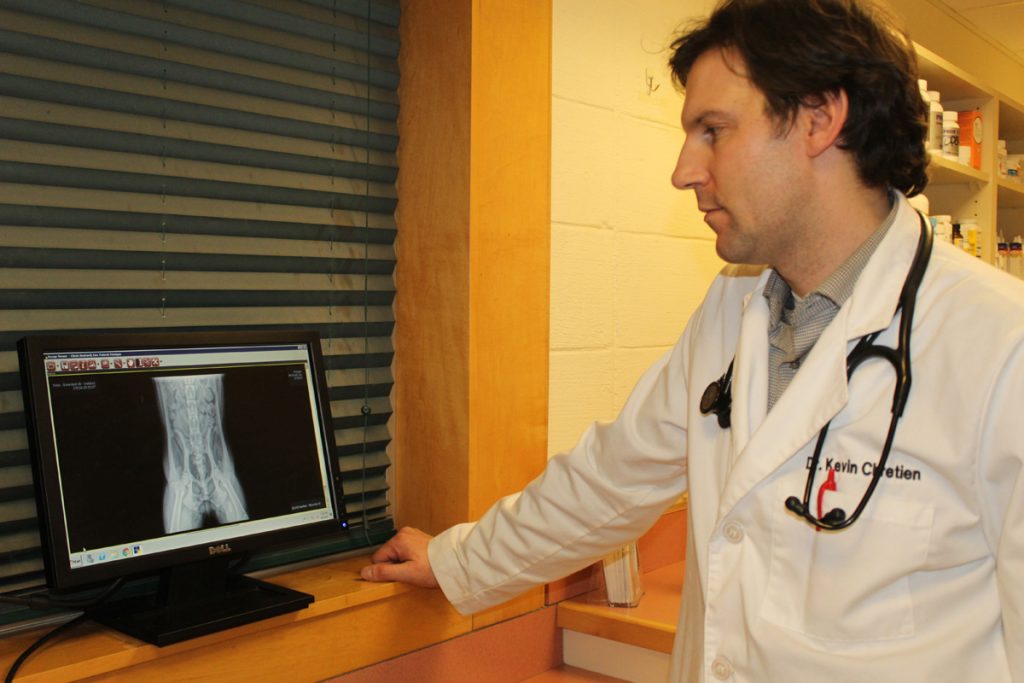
671,140,707,190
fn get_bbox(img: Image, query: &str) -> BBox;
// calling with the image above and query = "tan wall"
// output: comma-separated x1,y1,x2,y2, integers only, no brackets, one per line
548,0,722,455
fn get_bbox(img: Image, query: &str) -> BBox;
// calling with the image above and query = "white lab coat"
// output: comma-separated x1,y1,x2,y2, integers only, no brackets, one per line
428,193,1024,682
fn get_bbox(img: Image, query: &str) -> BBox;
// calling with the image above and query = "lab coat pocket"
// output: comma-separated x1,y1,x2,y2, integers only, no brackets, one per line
760,476,934,642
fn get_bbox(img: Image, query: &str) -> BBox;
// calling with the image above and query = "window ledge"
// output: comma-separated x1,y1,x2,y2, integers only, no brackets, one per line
0,553,471,682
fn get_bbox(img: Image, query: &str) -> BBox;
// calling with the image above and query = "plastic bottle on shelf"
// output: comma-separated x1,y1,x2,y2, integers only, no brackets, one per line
1008,155,1023,183
957,109,983,169
927,91,943,152
918,80,931,147
997,240,1009,273
998,140,1009,178
942,111,960,161
959,217,979,258
932,215,953,244
1010,238,1024,280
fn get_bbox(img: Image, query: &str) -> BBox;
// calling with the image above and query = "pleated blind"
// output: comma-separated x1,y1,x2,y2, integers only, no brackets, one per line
0,0,398,599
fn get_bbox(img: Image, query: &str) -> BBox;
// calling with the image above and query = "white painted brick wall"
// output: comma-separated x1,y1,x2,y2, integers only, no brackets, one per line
549,0,723,455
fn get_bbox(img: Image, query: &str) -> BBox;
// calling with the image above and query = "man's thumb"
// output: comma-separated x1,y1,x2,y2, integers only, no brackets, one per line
360,563,387,581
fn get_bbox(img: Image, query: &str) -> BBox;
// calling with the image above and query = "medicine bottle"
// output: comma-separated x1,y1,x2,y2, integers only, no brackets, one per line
932,215,953,244
918,80,931,146
929,90,942,152
1009,240,1023,280
927,91,943,152
997,242,1009,273
959,217,979,258
942,111,960,160
998,140,1009,178
1008,155,1023,182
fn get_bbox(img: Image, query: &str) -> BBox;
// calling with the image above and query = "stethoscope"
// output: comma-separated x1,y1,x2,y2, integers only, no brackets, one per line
700,212,933,531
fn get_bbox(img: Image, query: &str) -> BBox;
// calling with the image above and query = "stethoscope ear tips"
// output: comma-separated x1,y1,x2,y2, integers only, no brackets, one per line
785,495,848,528
821,508,846,525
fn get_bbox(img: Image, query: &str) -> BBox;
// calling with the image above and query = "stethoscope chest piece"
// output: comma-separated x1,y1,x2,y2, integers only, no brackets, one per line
700,360,733,429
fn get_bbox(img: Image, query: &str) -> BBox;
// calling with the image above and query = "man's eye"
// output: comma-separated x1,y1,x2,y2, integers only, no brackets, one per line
704,126,718,141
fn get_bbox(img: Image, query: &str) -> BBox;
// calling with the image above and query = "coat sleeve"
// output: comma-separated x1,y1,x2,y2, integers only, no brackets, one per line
977,337,1024,679
428,325,694,616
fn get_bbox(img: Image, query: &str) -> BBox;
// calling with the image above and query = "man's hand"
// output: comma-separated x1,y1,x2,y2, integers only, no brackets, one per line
360,526,440,588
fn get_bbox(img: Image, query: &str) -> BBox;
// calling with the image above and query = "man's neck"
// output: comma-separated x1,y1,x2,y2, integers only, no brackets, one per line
776,185,893,297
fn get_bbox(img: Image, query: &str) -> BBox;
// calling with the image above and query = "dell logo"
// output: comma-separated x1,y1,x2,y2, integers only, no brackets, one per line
208,543,233,556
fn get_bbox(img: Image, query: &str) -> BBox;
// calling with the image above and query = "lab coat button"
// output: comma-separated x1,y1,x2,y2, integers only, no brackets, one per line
711,655,734,680
722,521,744,543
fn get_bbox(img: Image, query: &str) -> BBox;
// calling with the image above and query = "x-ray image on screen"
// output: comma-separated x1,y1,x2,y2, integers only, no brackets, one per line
154,374,249,534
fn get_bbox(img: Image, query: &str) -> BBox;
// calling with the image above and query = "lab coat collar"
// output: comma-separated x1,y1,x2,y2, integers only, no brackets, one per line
840,192,921,340
717,192,922,518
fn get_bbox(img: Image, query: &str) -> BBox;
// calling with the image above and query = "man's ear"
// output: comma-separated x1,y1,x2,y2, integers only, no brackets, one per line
802,89,848,158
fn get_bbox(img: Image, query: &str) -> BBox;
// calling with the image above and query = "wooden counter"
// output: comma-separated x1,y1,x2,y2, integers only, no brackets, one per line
0,554,473,682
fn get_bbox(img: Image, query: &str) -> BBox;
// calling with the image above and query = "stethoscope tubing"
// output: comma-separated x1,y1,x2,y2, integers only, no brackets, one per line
790,211,932,530
706,211,934,530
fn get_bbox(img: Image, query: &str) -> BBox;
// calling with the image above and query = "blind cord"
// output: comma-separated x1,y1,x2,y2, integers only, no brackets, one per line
358,0,375,548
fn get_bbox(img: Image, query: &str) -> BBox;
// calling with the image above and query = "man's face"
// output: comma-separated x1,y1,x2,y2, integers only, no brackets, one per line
672,48,809,267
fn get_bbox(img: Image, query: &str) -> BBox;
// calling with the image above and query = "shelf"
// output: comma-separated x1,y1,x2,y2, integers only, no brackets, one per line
998,91,1024,142
915,43,992,102
998,179,1024,209
927,152,989,185
522,666,629,682
556,561,683,655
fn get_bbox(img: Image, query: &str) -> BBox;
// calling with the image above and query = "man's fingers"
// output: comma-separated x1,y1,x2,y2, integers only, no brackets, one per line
360,556,439,588
361,561,408,583
360,527,439,588
369,541,402,564
370,527,422,563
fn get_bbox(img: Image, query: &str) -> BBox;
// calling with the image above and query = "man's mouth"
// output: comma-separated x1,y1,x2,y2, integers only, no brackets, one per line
700,206,723,222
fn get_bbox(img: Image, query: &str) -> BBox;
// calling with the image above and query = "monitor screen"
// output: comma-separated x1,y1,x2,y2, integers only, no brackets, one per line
18,329,348,644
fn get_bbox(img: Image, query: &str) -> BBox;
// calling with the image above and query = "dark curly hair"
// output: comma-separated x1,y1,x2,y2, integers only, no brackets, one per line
669,0,929,197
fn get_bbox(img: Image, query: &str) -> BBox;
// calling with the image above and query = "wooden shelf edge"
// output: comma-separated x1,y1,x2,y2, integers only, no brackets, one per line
997,178,1024,209
927,152,989,184
0,553,475,682
557,604,676,655
555,561,684,656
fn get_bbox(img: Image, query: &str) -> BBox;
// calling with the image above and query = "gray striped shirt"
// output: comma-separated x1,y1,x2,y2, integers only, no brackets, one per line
764,199,899,410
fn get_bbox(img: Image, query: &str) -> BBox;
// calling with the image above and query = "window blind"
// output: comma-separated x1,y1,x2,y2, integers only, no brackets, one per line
0,0,398,601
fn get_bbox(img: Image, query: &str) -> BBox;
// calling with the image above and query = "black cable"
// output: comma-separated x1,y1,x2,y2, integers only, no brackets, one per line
0,578,126,682
0,578,125,611
4,612,89,683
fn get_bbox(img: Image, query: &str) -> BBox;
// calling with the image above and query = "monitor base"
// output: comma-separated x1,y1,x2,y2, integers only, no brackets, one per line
88,561,312,647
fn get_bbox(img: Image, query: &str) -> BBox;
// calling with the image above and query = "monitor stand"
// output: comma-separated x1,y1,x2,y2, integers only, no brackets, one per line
88,557,313,647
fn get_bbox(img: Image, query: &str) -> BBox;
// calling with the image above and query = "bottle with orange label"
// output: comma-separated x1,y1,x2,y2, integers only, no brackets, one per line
957,110,982,170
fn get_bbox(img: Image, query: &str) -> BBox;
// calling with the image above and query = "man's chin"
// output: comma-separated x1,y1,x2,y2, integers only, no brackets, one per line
714,235,752,265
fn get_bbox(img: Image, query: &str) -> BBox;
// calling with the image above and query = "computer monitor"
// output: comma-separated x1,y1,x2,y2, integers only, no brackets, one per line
17,329,348,645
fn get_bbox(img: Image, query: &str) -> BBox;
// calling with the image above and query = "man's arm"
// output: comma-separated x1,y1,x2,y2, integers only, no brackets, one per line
357,316,699,615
